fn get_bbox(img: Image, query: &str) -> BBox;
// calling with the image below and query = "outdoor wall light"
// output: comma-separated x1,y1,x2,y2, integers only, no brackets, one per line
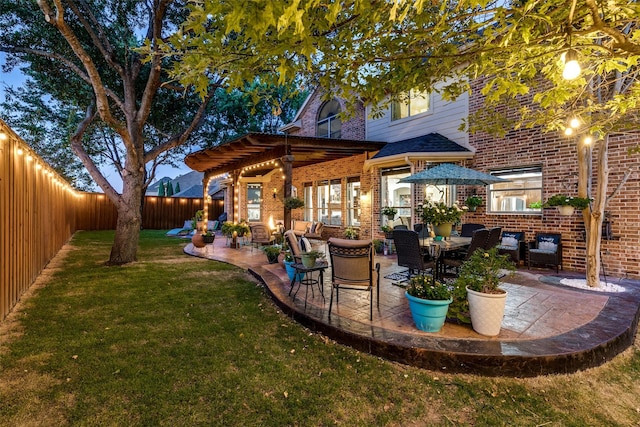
562,48,581,80
272,188,277,198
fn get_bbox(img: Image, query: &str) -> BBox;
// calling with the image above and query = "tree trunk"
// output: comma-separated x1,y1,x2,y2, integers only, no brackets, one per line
108,163,144,265
580,135,609,288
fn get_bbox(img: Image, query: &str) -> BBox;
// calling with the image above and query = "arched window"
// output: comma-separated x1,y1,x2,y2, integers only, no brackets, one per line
316,99,342,138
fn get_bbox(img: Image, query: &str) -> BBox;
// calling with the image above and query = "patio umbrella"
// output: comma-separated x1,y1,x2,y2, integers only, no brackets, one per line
399,163,510,186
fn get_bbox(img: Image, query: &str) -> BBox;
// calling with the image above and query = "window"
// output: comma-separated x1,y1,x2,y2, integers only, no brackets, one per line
391,89,430,121
380,167,412,222
488,167,543,213
346,177,361,227
303,183,313,221
317,178,342,225
246,184,262,221
316,99,342,138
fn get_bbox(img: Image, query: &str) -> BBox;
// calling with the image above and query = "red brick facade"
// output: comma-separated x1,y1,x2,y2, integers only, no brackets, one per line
238,81,639,279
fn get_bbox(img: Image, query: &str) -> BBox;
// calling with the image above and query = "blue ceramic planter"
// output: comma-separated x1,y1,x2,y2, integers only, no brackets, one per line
405,292,452,332
284,260,304,282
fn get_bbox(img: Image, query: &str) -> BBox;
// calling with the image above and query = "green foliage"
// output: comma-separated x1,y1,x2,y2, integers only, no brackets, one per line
158,181,166,197
381,225,393,233
221,221,250,236
262,245,282,257
406,275,451,301
464,195,483,209
284,197,305,210
455,247,516,294
417,201,467,226
381,206,398,218
372,239,384,253
343,226,359,239
543,194,591,209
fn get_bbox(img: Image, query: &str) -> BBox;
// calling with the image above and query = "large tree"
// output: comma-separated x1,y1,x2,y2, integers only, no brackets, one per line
0,1,300,264
168,0,639,287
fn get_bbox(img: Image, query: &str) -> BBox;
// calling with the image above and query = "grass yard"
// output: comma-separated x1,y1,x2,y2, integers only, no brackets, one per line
1,230,639,426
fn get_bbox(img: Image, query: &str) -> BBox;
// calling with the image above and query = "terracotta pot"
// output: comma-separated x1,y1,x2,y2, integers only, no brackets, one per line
191,233,206,248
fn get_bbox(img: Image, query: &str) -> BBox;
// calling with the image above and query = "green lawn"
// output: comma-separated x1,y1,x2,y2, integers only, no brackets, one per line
1,230,639,426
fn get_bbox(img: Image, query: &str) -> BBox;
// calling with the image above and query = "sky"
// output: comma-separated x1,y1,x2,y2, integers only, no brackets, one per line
0,53,193,193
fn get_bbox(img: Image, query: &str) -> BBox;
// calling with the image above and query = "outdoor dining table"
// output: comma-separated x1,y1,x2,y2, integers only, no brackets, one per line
419,236,472,278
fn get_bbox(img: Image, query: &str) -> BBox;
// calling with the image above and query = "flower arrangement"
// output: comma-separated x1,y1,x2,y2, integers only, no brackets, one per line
406,275,451,300
416,201,467,226
464,195,483,210
381,206,398,219
543,194,591,209
343,226,359,239
284,197,305,209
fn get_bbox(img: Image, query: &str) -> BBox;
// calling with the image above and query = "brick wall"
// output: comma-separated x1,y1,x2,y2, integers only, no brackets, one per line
288,89,366,140
465,79,640,278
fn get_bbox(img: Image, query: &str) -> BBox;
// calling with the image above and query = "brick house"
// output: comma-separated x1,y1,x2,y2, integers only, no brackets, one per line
186,80,640,279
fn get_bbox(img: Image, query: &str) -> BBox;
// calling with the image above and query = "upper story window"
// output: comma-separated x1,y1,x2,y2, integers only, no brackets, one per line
391,89,430,121
317,99,342,138
488,166,543,213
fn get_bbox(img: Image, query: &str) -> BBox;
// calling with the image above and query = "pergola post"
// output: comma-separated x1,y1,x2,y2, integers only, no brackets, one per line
282,154,294,230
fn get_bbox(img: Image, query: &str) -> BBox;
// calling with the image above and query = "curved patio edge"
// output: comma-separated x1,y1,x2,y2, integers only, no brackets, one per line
185,243,640,377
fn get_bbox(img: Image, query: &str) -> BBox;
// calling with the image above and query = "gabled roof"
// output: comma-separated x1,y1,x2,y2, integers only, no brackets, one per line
365,133,474,170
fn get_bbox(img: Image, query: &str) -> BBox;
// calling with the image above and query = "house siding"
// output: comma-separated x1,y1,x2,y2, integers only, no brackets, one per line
366,85,469,148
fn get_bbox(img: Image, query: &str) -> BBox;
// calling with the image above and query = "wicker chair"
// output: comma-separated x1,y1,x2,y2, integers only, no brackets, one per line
460,223,485,237
528,233,563,273
327,238,380,321
484,227,503,249
392,229,439,279
442,228,490,276
249,223,275,251
498,231,525,264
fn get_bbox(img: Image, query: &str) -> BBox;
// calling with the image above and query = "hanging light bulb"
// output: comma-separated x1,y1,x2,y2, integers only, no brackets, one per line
569,117,581,129
562,49,581,80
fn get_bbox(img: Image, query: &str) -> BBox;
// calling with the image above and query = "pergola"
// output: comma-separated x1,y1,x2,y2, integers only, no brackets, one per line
185,132,386,228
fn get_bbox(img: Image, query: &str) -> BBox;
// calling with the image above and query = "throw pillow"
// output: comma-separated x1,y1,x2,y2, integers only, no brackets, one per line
299,237,312,252
309,222,317,234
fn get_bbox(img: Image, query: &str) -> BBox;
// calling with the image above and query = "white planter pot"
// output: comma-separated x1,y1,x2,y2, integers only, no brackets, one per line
466,287,508,336
557,205,575,216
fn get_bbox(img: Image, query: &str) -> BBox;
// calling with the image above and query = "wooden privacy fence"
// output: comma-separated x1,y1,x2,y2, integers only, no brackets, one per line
1,121,80,321
0,119,224,321
77,194,223,230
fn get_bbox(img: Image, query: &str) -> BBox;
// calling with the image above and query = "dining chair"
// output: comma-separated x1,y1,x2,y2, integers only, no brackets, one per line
442,228,490,276
327,238,380,321
392,229,439,280
484,227,502,249
460,223,485,237
498,231,525,264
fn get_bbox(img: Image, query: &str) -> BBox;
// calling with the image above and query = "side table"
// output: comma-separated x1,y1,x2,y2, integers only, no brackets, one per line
288,261,328,308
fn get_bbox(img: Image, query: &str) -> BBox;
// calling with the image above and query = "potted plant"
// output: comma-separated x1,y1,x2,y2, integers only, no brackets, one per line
283,251,304,282
381,206,398,221
343,226,358,239
464,195,483,212
454,247,515,336
416,201,467,237
405,275,453,332
381,225,393,239
300,249,324,268
191,209,204,230
543,194,591,216
202,229,215,244
284,197,305,210
262,245,282,264
373,239,384,254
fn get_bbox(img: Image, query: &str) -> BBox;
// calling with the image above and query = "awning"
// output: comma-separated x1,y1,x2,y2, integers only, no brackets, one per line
185,132,387,175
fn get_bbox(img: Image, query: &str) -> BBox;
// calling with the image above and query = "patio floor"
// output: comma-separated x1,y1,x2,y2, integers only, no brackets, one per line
184,236,640,377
